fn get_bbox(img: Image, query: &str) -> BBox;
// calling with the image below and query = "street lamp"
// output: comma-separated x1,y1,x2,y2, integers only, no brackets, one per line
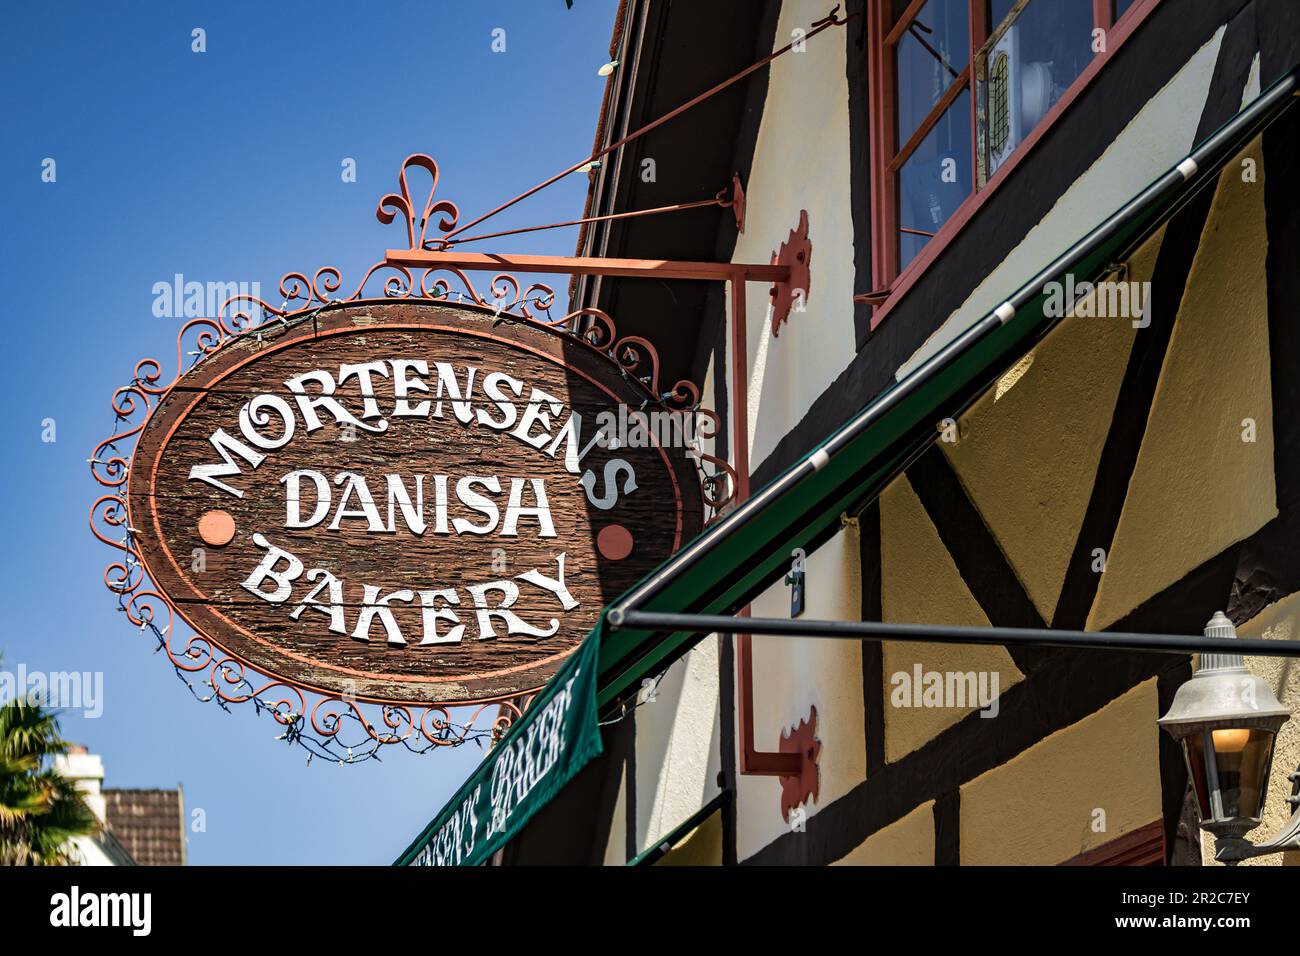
1158,612,1300,863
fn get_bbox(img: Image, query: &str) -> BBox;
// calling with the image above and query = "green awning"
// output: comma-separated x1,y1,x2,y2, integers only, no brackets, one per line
396,67,1297,867
394,636,602,866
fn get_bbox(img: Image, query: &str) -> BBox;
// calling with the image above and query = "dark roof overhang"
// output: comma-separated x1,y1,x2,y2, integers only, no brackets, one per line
573,0,780,390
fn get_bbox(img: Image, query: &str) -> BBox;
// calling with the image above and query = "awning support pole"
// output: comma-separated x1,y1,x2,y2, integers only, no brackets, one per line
613,610,1300,658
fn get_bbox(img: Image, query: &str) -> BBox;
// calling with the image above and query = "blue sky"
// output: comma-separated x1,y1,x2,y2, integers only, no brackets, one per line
0,0,617,865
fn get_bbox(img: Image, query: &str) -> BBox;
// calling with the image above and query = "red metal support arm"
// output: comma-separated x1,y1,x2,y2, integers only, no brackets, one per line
385,249,788,284
435,5,852,245
380,255,806,783
728,270,803,778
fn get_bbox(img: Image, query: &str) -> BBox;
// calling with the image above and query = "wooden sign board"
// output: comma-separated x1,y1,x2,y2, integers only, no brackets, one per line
127,302,703,705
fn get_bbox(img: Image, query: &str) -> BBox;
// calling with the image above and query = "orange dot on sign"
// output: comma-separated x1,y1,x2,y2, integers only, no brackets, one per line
198,510,236,547
597,524,634,561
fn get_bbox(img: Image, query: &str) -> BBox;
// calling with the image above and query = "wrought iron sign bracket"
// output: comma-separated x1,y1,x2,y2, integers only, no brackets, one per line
780,706,821,823
383,248,788,284
83,5,856,767
381,246,815,790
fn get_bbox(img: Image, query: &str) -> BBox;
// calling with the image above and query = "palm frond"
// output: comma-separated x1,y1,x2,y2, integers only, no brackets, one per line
0,696,99,865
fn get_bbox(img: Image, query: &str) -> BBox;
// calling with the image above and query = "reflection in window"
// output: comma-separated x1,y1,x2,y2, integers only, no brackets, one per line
982,0,1095,180
898,90,971,269
873,0,1130,289
895,0,970,146
991,0,1016,30
1014,0,1094,100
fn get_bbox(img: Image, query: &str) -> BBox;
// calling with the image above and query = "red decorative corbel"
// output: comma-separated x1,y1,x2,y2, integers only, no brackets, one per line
769,210,811,337
730,172,747,234
779,706,821,821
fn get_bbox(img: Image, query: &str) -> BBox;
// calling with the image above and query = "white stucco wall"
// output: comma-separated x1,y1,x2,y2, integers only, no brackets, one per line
720,3,869,852
621,0,864,864
732,0,860,470
631,635,724,856
738,526,865,859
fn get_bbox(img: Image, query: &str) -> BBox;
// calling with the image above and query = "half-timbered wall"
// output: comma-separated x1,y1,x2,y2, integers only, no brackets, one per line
508,0,1300,867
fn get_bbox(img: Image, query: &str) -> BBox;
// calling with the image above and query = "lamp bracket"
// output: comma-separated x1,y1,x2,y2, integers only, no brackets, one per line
1213,766,1300,864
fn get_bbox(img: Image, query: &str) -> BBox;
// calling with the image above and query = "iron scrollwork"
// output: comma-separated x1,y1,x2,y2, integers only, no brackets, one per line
90,154,730,761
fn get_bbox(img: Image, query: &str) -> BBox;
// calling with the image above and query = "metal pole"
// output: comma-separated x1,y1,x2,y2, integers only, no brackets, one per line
384,249,789,283
615,610,1300,658
727,270,800,776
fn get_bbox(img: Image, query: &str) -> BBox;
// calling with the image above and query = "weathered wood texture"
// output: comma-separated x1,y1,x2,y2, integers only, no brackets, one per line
128,303,702,704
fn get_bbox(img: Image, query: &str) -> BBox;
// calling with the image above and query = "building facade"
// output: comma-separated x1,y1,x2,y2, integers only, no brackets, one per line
407,0,1300,867
54,747,186,866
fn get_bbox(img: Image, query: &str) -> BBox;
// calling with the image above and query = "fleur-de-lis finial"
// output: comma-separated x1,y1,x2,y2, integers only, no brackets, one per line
375,154,462,251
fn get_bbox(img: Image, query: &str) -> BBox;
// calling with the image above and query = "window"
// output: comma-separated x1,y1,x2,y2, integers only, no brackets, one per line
871,0,979,279
977,0,1095,184
868,1,1143,293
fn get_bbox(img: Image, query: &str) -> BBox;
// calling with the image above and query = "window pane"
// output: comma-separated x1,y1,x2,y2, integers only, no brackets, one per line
895,0,970,148
983,0,1094,177
990,0,1016,30
897,89,972,270
1007,0,1094,116
1212,729,1274,821
1182,736,1212,820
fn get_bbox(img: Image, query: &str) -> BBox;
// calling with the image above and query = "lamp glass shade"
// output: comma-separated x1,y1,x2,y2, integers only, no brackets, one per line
1182,728,1275,824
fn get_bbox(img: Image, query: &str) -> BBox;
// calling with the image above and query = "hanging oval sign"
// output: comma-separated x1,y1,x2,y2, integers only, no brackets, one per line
127,301,703,705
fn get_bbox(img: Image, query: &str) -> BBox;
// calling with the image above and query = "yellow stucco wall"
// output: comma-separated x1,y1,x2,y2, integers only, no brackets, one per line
960,680,1164,864
832,801,935,866
942,230,1161,622
879,477,1024,761
1090,139,1276,629
656,812,724,866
